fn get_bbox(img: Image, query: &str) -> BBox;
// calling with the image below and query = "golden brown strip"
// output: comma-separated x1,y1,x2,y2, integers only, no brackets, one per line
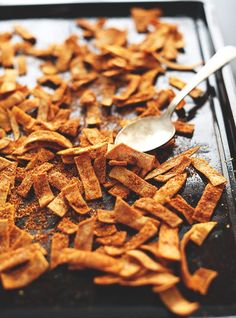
158,224,181,261
47,192,69,217
97,209,115,224
0,219,10,254
62,183,90,215
109,166,157,197
0,174,11,205
96,231,127,247
14,24,36,43
173,121,195,136
57,218,78,235
17,56,27,76
191,157,227,186
108,183,130,199
50,232,69,269
74,217,96,251
167,195,194,224
33,172,54,208
169,76,203,99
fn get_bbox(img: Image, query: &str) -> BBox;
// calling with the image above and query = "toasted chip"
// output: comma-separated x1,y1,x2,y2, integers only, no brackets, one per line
174,121,195,136
14,24,36,43
62,182,90,215
115,86,156,107
47,192,69,217
158,224,180,261
113,75,140,101
74,217,96,251
33,172,54,208
0,89,27,110
50,232,69,269
159,286,199,316
7,109,20,140
12,106,35,130
126,250,167,272
57,218,78,235
94,223,117,237
131,7,162,32
110,166,157,197
145,146,200,180
108,183,130,199
106,143,155,171
0,219,10,253
97,209,115,224
190,222,217,246
0,203,15,224
167,195,194,224
108,160,128,166
10,226,33,250
120,272,179,287
0,174,11,205
75,154,102,200
96,231,127,247
190,267,218,295
94,275,121,285
153,173,187,204
48,171,69,191
192,157,227,186
1,42,14,68
154,53,200,71
169,76,203,98
82,128,107,145
17,55,27,76
134,198,182,228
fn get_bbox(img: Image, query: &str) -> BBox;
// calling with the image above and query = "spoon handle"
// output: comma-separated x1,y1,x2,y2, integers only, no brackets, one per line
165,45,236,117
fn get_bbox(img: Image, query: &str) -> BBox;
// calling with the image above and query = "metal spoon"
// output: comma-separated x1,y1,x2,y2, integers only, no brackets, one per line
115,45,236,152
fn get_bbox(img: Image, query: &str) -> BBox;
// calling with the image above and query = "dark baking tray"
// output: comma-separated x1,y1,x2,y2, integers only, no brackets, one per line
0,1,236,317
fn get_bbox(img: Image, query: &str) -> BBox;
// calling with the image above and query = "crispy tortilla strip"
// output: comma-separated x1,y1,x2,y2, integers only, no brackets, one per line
0,138,10,150
109,160,128,166
10,227,33,250
97,209,115,224
38,75,63,87
7,109,20,140
12,106,35,130
192,157,226,186
50,232,69,269
48,171,70,191
57,218,78,235
33,172,54,208
193,183,224,222
1,42,14,67
120,272,179,287
154,53,200,71
153,173,187,204
190,222,217,246
94,275,121,285
95,27,127,47
17,56,27,76
134,198,182,228
109,166,157,197
0,219,9,253
114,197,152,230
23,130,72,151
113,75,140,101
106,143,155,171
74,217,96,250
0,157,17,187
131,7,162,32
94,152,106,185
190,267,218,295
126,250,167,272
75,154,102,200
40,61,58,75
37,99,49,122
0,108,11,131
167,195,194,224
1,251,48,290
174,121,195,136
17,98,39,112
108,183,130,199
139,68,164,92
158,224,181,261
96,231,127,247
62,183,90,215
14,24,36,43
82,128,107,145
59,248,123,274
26,148,54,170
159,286,199,316
47,192,69,217
17,162,53,198
0,174,11,205
94,223,117,237
0,90,27,109
115,86,156,107
169,76,203,98
0,204,15,224
145,146,200,180
100,77,116,107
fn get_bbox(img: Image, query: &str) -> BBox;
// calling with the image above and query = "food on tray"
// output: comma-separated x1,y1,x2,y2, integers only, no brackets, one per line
0,6,227,316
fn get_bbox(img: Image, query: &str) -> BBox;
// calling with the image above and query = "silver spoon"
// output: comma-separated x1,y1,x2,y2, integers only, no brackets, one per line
115,45,236,152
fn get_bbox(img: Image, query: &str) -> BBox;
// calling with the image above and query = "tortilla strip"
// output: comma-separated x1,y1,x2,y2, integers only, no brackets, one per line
9,226,33,250
47,192,69,217
190,222,217,246
106,143,155,171
17,162,53,198
154,53,200,71
113,74,140,101
120,272,179,287
193,183,224,222
145,146,200,180
14,24,36,43
7,109,20,140
126,250,167,272
1,251,48,290
75,154,102,200
48,171,70,191
94,153,106,184
190,267,218,295
108,183,130,199
174,121,195,136
62,183,90,214
82,128,106,145
114,197,152,230
131,7,162,33
169,76,203,99
18,98,39,112
0,219,10,254
57,218,78,235
192,157,226,186
159,286,199,316
134,198,182,228
11,106,35,130
0,203,15,224
37,99,49,122
0,90,27,109
58,248,123,274
33,172,54,208
115,86,156,107
109,160,128,166
96,231,127,247
50,232,69,269
74,217,96,250
158,224,181,261
0,174,11,206
153,173,187,204
109,166,157,198
1,42,14,68
17,56,27,76
97,209,115,224
167,195,194,224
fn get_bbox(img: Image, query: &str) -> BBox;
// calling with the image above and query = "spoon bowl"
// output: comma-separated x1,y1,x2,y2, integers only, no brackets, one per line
115,46,236,152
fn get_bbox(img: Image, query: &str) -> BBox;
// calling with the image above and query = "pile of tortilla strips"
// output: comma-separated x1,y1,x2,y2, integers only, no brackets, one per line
0,7,227,316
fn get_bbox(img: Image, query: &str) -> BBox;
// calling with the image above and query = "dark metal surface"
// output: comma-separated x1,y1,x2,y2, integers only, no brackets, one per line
0,1,236,317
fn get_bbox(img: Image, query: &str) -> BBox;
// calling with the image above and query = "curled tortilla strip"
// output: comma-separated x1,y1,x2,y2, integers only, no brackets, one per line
1,251,49,290
191,157,227,186
23,130,72,150
109,160,128,166
106,143,155,171
9,226,33,250
50,232,69,269
145,146,200,180
134,198,182,228
109,166,157,198
57,218,78,235
75,154,102,200
12,106,35,130
126,250,167,272
158,224,181,261
153,173,187,204
167,195,194,224
74,217,96,251
159,286,199,316
96,231,127,247
120,272,179,287
169,76,203,98
0,219,10,254
33,172,54,208
193,183,225,222
62,182,90,215
94,223,117,237
94,275,121,285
